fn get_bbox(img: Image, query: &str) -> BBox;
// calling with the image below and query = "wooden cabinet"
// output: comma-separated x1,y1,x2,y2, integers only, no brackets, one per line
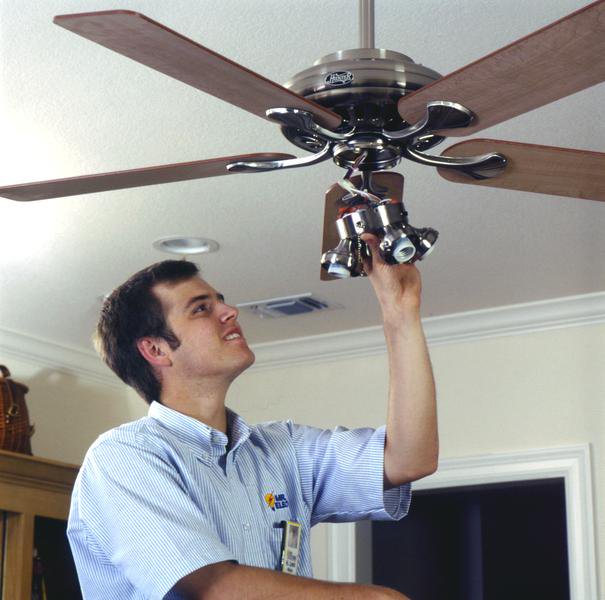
0,449,80,600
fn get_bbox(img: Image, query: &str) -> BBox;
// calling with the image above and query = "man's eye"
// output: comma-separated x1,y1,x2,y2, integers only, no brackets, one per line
193,304,209,313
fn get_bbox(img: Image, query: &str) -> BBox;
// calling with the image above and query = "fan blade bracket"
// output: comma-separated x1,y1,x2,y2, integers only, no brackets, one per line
438,139,605,202
0,153,297,201
383,101,475,142
226,141,332,173
266,108,356,143
376,100,499,178
404,144,507,180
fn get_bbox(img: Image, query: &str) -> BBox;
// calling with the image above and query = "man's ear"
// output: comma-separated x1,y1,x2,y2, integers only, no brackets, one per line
136,337,173,367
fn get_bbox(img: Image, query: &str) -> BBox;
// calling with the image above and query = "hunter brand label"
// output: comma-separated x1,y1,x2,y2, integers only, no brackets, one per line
325,71,354,87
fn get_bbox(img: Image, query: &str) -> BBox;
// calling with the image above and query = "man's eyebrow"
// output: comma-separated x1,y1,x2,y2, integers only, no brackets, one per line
183,293,225,312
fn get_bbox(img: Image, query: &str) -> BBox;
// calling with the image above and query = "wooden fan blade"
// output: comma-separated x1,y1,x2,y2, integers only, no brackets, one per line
0,153,296,202
437,139,605,202
397,0,605,136
320,183,345,281
54,10,342,130
320,172,404,281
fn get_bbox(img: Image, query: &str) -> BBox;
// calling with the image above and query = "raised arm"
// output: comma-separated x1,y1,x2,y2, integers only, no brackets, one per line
172,561,409,599
361,234,438,487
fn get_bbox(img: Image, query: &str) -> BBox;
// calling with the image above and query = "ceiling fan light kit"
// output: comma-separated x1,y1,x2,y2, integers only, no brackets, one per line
1,0,604,281
319,170,438,278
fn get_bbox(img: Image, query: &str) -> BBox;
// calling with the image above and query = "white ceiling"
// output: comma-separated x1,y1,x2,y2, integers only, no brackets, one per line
1,0,604,352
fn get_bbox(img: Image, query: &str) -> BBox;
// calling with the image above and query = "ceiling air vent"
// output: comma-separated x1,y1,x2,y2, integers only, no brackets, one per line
237,293,340,319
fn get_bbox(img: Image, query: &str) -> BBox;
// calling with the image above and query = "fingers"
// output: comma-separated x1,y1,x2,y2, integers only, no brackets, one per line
360,233,385,272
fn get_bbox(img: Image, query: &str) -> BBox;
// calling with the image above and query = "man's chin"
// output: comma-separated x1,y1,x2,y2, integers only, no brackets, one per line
243,349,256,369
233,348,255,376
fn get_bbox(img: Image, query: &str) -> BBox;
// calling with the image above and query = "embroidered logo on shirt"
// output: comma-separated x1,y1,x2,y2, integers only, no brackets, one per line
264,491,289,511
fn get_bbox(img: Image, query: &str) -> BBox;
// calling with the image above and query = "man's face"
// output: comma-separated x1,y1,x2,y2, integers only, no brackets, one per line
152,277,255,382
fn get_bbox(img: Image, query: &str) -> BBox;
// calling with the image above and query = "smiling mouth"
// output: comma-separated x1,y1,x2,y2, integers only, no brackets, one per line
224,333,242,341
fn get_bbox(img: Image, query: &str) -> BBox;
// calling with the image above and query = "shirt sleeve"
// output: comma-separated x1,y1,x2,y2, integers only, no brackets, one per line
289,423,411,526
68,437,236,598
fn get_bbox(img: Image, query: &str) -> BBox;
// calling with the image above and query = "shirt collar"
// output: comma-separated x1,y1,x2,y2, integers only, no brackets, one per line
148,401,251,457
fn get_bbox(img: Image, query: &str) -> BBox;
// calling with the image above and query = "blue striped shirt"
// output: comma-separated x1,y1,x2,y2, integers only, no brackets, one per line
67,401,411,599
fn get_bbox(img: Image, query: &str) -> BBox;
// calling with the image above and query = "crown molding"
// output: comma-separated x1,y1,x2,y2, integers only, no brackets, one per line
0,329,124,389
1,291,604,384
250,291,605,370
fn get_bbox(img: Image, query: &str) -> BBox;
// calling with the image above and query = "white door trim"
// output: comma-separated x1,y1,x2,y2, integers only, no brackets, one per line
326,444,598,600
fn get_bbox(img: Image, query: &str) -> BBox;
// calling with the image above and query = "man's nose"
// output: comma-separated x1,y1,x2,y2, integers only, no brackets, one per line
219,302,239,322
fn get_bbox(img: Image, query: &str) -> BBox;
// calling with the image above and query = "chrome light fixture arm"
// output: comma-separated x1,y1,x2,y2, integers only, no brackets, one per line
226,140,332,173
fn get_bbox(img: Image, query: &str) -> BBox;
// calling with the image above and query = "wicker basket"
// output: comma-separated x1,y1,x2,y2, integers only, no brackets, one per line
0,365,34,454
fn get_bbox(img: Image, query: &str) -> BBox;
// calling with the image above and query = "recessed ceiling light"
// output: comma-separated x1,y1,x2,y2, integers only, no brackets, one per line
152,236,219,255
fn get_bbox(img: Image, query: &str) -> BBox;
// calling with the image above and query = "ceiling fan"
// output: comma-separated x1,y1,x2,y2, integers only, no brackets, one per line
1,0,605,280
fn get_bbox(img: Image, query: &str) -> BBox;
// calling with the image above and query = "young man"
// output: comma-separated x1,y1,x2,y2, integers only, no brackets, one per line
67,234,438,599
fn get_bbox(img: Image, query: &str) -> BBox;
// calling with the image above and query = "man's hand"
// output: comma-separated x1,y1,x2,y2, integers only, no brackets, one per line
360,234,422,318
361,233,438,488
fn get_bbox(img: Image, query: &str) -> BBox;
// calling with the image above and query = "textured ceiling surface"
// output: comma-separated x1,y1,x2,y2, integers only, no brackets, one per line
1,0,604,352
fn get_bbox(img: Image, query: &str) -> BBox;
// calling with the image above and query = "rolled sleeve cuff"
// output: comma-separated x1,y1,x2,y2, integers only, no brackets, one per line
370,426,411,521
314,425,412,523
382,481,412,520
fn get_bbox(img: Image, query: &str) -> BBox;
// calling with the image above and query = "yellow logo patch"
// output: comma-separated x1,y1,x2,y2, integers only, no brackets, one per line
264,491,289,511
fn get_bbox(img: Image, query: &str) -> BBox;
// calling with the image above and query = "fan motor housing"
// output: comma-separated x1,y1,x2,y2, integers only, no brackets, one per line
283,48,441,152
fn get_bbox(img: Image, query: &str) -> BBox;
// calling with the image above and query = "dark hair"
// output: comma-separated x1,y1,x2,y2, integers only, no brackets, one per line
95,260,200,404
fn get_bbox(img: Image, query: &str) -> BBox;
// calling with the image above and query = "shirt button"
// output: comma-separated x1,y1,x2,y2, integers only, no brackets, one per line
242,523,251,532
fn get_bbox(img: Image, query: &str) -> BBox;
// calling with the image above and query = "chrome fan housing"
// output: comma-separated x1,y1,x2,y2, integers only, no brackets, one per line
283,48,442,153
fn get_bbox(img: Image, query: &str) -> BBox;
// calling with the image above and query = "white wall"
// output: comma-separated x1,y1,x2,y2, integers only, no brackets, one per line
227,323,605,590
4,322,603,592
2,357,137,464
